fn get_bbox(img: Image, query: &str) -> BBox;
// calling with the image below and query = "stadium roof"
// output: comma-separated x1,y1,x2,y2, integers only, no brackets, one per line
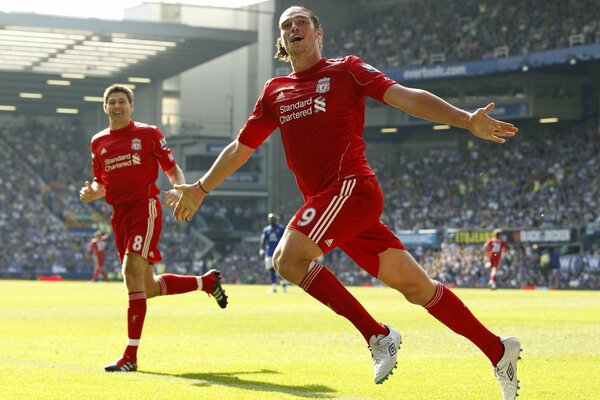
0,12,257,115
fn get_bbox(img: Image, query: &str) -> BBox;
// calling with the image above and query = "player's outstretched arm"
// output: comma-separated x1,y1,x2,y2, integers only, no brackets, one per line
173,140,254,222
383,84,517,143
79,180,105,203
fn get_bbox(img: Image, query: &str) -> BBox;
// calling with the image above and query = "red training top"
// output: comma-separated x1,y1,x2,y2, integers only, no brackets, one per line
484,237,508,260
88,235,109,257
90,120,176,206
238,56,396,198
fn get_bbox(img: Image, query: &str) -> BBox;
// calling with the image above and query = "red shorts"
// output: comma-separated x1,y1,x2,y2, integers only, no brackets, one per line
488,255,501,269
289,176,405,277
111,197,162,264
93,253,106,267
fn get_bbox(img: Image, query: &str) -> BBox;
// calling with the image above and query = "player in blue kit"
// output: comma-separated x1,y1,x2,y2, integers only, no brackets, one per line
259,213,288,293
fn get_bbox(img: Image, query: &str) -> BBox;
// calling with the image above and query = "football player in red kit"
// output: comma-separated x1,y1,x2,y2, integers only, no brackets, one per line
173,6,521,399
484,229,509,290
80,84,228,372
87,230,110,282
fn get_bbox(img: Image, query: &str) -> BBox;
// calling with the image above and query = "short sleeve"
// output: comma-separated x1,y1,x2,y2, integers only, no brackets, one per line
344,55,396,103
237,80,279,149
152,128,177,171
90,140,104,185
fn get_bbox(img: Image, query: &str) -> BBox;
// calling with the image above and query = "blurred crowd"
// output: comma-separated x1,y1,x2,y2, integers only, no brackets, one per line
0,118,213,279
420,242,600,290
326,0,599,68
1,115,599,288
375,120,600,231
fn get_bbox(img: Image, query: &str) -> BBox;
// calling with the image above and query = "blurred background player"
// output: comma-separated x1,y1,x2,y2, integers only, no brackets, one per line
484,229,509,290
259,212,288,293
79,84,228,373
173,6,521,399
86,230,110,282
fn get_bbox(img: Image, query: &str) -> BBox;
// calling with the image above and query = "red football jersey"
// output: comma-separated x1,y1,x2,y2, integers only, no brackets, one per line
88,235,109,256
484,237,508,259
90,120,176,205
237,56,396,197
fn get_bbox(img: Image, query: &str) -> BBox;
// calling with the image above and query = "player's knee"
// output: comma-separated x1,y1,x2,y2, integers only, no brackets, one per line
397,281,432,305
145,280,160,298
272,248,299,281
272,247,284,274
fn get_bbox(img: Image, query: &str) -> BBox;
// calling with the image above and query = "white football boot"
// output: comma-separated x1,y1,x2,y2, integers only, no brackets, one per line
494,337,522,399
369,325,401,384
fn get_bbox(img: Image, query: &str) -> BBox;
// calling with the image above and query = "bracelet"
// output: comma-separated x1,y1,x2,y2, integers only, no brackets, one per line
198,181,209,194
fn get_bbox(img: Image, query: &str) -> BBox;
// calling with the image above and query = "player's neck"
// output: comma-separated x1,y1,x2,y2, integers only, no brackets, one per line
289,52,322,73
109,120,131,131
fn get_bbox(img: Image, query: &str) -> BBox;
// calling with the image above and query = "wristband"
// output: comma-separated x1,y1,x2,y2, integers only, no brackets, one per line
198,181,209,194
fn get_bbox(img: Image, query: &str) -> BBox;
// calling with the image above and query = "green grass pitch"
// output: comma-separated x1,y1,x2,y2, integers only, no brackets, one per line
1,280,599,399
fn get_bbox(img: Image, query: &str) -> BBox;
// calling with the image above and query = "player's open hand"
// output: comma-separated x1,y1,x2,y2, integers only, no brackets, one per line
468,103,518,143
173,182,205,222
162,188,182,208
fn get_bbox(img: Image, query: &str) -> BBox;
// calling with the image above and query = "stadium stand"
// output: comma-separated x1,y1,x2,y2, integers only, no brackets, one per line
326,0,599,68
1,0,598,290
1,115,598,289
0,117,208,279
378,120,600,231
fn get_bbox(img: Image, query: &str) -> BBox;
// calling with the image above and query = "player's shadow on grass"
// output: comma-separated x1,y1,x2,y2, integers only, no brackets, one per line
142,369,338,398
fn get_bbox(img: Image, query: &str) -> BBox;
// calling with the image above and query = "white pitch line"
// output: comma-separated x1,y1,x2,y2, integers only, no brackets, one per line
0,358,380,400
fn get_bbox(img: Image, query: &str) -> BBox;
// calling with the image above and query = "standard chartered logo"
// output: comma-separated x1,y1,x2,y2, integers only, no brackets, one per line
104,153,141,171
279,96,326,124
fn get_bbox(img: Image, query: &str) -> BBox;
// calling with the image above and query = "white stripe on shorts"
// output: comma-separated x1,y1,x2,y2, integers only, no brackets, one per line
141,198,156,259
308,179,356,245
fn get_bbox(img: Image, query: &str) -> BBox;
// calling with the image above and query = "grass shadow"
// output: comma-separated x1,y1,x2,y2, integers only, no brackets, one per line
140,368,338,398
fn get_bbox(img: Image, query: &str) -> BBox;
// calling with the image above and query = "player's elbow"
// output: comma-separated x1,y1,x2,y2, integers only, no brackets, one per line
230,139,252,159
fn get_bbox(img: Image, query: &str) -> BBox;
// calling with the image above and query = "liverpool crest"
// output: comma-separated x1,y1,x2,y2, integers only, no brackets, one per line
131,138,142,151
316,77,330,93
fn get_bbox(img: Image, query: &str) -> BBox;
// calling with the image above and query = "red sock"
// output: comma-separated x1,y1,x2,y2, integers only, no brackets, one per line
200,273,216,294
300,262,387,342
124,291,147,362
157,274,199,295
425,283,503,365
490,269,497,283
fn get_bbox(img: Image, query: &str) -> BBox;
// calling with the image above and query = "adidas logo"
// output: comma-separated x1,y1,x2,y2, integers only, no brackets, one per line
324,238,334,247
276,91,286,101
100,148,107,155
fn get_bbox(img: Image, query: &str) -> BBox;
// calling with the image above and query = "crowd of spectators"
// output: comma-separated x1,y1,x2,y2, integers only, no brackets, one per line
420,241,600,290
0,117,208,279
1,115,598,289
326,0,599,68
375,120,600,231
0,130,78,278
